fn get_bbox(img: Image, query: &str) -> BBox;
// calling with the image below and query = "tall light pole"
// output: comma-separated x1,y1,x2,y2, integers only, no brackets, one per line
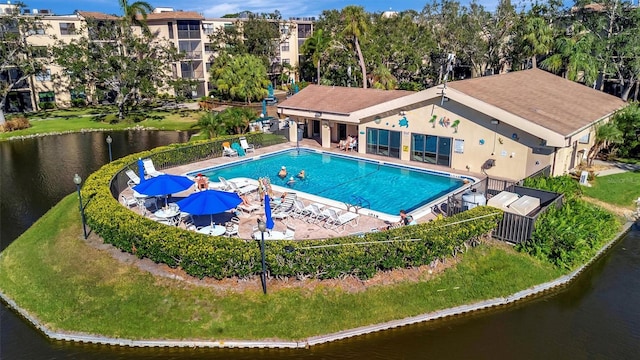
257,219,267,294
73,174,88,239
106,135,113,162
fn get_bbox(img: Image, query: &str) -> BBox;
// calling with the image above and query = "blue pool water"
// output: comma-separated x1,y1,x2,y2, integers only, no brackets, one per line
192,149,465,215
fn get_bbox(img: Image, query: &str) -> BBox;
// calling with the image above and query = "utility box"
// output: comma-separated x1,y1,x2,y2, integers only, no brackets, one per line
506,195,540,216
487,191,519,211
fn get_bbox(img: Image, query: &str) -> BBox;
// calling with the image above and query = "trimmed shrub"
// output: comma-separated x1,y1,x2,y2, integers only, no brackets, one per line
0,116,30,132
83,141,502,280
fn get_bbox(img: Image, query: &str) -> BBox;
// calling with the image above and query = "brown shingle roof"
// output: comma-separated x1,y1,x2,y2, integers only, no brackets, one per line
76,11,119,20
448,68,627,136
278,85,414,115
143,11,204,21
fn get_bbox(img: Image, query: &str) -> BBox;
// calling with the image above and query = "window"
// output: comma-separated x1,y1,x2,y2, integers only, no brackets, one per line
282,59,290,65
59,22,76,35
70,88,86,100
297,24,312,38
204,43,214,52
202,23,214,35
281,43,290,52
31,46,48,58
177,20,200,39
35,69,51,82
178,40,201,59
38,91,55,103
578,133,590,144
411,133,452,167
167,22,173,39
366,128,401,159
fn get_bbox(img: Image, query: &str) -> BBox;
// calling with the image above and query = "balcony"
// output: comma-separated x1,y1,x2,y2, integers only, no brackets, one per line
181,51,203,60
181,71,204,80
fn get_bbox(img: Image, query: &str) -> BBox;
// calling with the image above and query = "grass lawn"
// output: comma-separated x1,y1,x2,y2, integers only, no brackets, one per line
0,107,205,140
582,171,640,208
0,195,563,341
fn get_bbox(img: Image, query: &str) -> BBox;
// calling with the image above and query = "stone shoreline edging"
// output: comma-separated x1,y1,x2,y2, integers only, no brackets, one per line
3,125,152,141
0,222,633,349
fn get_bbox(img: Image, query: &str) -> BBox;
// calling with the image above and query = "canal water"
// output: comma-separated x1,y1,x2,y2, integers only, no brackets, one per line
1,131,640,359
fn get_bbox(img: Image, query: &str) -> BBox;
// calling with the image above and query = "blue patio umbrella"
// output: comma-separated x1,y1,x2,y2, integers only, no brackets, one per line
137,158,145,182
176,189,242,225
267,83,274,98
133,174,194,198
264,194,274,230
262,99,267,116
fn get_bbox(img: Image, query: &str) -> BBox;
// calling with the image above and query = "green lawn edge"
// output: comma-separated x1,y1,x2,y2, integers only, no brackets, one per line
0,194,564,341
0,108,203,141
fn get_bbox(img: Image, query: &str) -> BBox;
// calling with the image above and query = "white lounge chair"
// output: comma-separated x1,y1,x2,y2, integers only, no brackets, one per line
125,169,141,186
238,202,260,215
283,225,296,240
142,159,165,177
324,208,359,232
222,141,238,157
291,199,311,219
307,203,328,224
239,136,255,153
228,180,258,195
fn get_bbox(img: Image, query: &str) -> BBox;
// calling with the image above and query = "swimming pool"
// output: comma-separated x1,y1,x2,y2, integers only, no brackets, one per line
191,149,468,216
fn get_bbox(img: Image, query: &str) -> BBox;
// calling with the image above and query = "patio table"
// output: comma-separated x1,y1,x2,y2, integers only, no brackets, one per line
196,225,227,236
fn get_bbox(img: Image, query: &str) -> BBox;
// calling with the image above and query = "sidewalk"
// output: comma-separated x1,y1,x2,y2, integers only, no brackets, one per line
592,159,640,177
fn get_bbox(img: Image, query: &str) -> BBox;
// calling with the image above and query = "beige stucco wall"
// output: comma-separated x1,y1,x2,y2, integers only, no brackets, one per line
354,99,556,181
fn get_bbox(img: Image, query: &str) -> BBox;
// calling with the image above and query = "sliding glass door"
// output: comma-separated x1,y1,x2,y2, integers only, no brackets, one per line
411,133,452,167
366,128,401,159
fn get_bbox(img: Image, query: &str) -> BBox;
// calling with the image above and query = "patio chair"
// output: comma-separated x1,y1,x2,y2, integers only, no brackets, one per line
283,225,296,240
238,202,260,215
228,180,258,195
239,136,255,153
142,159,165,177
324,208,359,232
291,199,311,219
222,142,238,157
347,139,358,152
307,203,328,224
224,222,239,237
120,194,138,208
274,192,296,213
125,169,141,187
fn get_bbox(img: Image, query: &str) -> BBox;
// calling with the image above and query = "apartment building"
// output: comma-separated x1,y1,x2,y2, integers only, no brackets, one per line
0,3,314,112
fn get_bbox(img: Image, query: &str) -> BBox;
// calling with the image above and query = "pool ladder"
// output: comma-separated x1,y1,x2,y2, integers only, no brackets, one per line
345,195,370,213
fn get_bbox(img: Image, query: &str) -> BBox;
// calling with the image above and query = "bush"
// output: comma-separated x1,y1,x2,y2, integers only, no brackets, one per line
516,199,619,269
39,102,56,110
71,98,86,108
0,116,30,132
82,140,502,280
523,175,582,201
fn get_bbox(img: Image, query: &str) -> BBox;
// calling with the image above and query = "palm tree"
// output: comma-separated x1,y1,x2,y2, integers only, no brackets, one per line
301,29,331,85
371,65,397,90
341,6,369,88
587,121,623,166
197,112,227,139
541,23,598,85
118,0,153,31
521,13,554,69
224,107,257,134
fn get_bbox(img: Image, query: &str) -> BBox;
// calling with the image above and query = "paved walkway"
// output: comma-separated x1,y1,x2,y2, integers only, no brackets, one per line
592,159,640,176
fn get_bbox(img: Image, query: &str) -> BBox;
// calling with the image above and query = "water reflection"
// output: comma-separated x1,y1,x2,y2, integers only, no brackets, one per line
1,131,640,359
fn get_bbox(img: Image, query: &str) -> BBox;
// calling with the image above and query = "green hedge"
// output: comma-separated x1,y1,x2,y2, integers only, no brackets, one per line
82,140,503,280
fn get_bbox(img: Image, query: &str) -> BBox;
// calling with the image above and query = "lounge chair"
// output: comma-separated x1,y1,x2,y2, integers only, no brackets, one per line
125,169,141,186
307,203,328,224
142,159,165,177
228,180,258,195
239,136,255,153
238,202,260,215
291,199,311,219
222,142,238,157
324,208,359,232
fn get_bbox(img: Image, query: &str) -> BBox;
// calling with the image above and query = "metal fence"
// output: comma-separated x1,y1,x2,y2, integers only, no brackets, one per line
445,165,561,244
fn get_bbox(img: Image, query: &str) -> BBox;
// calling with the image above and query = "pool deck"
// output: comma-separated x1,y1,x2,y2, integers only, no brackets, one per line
121,139,485,241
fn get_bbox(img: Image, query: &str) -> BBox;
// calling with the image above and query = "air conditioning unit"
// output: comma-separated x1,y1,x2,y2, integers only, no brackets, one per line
39,9,50,14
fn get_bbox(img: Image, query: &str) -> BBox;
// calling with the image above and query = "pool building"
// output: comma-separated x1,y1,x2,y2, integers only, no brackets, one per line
277,69,627,181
